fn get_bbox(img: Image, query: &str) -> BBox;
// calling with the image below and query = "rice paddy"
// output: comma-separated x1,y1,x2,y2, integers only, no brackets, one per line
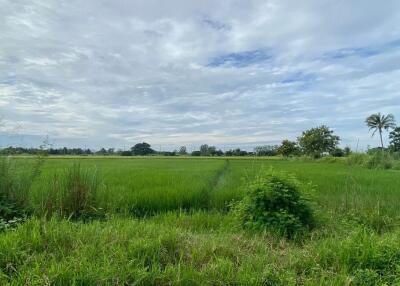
1,156,400,285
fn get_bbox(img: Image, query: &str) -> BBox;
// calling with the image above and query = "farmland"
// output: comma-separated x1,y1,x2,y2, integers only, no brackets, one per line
1,157,400,285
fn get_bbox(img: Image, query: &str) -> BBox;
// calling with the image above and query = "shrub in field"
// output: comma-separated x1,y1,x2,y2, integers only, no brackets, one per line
41,163,102,220
234,169,315,238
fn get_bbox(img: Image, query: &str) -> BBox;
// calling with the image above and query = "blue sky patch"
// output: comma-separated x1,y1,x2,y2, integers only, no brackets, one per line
208,50,272,67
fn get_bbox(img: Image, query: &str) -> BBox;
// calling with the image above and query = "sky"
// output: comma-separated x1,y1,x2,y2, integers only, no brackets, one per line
1,0,400,151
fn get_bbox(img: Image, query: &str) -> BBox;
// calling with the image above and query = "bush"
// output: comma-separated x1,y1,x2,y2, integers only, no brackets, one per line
40,163,102,220
234,170,315,238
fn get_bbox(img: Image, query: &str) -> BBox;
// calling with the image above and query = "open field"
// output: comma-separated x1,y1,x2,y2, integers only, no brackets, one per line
1,157,400,285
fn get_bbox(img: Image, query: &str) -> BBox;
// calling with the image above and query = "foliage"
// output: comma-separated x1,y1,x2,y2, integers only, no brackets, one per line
389,126,400,152
234,169,315,238
298,125,340,158
277,140,299,157
225,148,249,156
330,147,344,157
40,163,102,220
365,113,396,148
343,146,351,156
191,150,201,156
197,144,223,156
178,146,187,155
254,145,278,156
131,142,155,156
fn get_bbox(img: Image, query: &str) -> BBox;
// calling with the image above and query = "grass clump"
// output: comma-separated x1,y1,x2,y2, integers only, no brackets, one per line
346,153,369,166
365,151,394,170
40,163,103,220
0,156,43,230
234,169,315,238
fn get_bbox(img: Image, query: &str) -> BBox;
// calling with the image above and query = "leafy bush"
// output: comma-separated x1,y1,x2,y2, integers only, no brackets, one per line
234,169,315,238
40,163,103,220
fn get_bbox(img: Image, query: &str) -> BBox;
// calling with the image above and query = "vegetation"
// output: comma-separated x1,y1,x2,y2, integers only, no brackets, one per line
298,125,340,158
389,127,400,152
1,113,400,284
234,169,314,238
277,140,299,157
365,113,396,148
39,163,102,220
1,157,400,284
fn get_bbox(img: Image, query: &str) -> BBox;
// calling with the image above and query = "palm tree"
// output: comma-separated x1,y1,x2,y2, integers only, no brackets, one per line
365,113,396,148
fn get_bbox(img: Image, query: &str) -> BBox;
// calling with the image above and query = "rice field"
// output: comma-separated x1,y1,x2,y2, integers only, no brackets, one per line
1,157,400,285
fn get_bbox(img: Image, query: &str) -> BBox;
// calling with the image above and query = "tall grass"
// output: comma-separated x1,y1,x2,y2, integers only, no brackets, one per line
1,216,400,285
37,163,102,220
0,155,44,229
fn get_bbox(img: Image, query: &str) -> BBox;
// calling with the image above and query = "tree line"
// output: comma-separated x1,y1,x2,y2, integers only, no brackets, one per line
1,113,399,157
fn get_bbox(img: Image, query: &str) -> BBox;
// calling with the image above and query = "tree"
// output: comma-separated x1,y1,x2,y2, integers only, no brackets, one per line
343,146,351,156
131,142,155,156
389,127,400,152
199,144,210,156
199,144,217,156
178,146,187,155
254,145,278,156
330,147,344,157
365,113,396,148
191,150,201,156
277,140,299,157
298,125,340,158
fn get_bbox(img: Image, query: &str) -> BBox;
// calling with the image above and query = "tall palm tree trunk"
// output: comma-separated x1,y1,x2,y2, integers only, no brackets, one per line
379,129,384,149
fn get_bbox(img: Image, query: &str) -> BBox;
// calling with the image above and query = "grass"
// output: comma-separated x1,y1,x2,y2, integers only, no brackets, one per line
1,156,400,284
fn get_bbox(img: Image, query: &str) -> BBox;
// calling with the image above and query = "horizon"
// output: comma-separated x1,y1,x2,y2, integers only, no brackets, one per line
1,1,400,150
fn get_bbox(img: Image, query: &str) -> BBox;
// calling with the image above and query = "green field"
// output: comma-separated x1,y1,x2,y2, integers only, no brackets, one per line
1,157,400,285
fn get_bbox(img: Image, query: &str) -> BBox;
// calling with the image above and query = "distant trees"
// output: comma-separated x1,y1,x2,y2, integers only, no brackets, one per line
298,125,340,158
178,146,187,155
254,145,278,156
191,150,201,156
389,127,400,152
365,113,396,148
277,140,299,157
198,144,223,156
131,142,155,156
0,146,93,156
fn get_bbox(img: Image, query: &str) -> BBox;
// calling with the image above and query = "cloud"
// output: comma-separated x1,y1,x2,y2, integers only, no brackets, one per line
0,0,400,150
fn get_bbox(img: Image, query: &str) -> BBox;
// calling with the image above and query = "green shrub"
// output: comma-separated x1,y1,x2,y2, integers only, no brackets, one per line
40,163,103,220
234,169,315,238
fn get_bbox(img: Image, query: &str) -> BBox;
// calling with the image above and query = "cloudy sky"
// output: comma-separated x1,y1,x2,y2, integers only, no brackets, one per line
1,0,400,151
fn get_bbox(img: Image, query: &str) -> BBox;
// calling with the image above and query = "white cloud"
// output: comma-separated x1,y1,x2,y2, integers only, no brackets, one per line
0,0,400,150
